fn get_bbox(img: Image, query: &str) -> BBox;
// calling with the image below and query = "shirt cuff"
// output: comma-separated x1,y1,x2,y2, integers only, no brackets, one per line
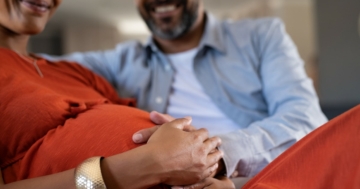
217,131,255,177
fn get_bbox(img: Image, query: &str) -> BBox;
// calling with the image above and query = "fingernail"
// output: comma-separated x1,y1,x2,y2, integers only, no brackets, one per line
132,133,143,143
171,187,183,189
231,170,239,178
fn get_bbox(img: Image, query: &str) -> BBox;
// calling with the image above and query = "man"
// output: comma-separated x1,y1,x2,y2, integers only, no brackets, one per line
46,0,327,181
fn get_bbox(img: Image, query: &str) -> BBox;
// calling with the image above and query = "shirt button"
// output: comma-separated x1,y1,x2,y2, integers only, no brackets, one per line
164,65,171,71
155,97,163,104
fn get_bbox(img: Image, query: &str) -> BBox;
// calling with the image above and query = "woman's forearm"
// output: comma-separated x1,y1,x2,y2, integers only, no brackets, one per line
0,118,222,189
1,169,76,189
101,145,162,189
0,146,161,189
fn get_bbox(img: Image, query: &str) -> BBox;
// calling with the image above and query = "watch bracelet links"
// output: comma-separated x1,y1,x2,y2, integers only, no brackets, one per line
74,156,107,189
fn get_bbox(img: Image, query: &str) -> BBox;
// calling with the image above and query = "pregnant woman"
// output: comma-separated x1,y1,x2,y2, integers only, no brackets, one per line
0,0,224,188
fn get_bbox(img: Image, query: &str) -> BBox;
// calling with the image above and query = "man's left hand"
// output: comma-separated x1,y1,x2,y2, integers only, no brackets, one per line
132,111,195,143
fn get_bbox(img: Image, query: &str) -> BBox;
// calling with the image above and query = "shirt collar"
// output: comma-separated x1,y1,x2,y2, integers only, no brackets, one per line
199,13,226,53
144,37,159,53
145,13,226,54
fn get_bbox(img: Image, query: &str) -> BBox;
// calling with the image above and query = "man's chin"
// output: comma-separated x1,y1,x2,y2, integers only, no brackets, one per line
149,22,182,39
153,30,180,40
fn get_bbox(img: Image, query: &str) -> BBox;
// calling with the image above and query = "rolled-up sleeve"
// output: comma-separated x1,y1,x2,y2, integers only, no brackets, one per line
40,41,143,87
218,18,328,177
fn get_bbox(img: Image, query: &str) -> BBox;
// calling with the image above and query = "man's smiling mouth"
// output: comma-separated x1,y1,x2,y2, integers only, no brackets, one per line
146,0,183,14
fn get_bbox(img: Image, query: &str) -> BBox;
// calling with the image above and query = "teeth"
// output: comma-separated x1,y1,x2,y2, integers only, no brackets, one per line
155,5,176,13
20,0,50,9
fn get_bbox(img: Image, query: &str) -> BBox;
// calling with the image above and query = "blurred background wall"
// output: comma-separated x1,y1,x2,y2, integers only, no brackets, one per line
29,0,360,119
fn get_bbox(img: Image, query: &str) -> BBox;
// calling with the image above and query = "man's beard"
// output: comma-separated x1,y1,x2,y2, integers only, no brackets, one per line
140,0,199,40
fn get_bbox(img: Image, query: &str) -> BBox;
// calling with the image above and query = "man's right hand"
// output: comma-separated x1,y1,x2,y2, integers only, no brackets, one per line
146,117,223,186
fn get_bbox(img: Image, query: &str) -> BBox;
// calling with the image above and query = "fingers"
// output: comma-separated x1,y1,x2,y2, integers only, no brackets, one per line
133,116,192,143
150,111,175,124
206,150,223,171
132,126,159,143
203,137,223,177
150,112,196,131
203,137,222,154
165,117,193,130
205,151,223,178
183,117,197,132
203,163,219,179
191,128,210,142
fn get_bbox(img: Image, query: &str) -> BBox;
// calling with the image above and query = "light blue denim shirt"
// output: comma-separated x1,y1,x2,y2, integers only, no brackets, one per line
44,14,328,177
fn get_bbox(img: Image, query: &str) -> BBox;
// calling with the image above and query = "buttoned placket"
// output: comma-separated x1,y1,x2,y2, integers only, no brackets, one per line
147,51,174,113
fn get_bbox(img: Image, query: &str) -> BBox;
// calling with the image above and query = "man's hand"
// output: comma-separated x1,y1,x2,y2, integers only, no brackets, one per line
150,111,175,124
172,176,235,189
133,111,227,185
132,111,195,143
146,118,223,186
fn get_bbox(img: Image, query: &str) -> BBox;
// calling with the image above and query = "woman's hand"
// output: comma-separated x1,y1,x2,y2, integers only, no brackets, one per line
146,117,223,186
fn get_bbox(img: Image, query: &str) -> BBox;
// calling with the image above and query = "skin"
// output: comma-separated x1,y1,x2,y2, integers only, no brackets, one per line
138,112,235,189
0,0,60,55
0,0,223,188
133,1,232,187
134,0,205,53
0,118,223,189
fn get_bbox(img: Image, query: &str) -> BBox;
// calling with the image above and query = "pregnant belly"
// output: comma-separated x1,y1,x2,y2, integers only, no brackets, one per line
3,104,154,183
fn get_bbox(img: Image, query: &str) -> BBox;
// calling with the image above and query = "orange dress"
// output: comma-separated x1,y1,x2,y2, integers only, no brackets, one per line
2,47,359,189
0,48,154,184
243,105,360,189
